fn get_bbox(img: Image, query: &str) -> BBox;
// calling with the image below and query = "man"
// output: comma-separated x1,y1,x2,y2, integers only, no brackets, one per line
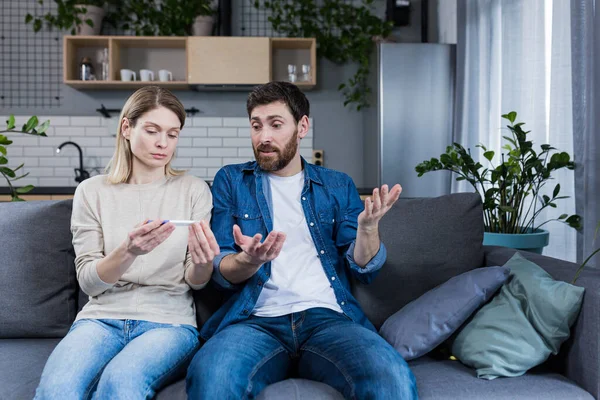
186,81,417,399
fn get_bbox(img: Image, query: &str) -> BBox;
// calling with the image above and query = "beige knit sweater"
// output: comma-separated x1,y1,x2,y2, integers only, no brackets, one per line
71,173,212,328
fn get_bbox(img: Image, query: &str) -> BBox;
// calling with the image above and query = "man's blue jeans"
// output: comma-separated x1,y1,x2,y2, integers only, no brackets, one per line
187,307,418,399
35,318,199,400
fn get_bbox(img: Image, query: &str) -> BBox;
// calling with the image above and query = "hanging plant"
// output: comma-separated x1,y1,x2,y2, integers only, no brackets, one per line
253,0,393,111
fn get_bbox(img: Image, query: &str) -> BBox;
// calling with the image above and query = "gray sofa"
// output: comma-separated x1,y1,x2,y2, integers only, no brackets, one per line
0,193,598,400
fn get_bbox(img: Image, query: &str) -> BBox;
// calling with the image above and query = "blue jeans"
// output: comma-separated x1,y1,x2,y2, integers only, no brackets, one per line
187,308,417,400
35,319,199,400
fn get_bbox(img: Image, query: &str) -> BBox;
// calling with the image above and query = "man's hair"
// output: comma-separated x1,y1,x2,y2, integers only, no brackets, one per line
246,81,310,124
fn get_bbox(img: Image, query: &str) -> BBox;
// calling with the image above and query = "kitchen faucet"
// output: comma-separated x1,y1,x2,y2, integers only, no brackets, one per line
56,141,90,183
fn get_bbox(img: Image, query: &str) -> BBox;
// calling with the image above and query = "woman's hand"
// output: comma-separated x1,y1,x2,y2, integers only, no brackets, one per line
188,220,220,267
124,219,175,256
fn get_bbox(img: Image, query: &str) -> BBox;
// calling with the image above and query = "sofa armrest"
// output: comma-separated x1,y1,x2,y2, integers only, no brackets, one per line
483,245,600,399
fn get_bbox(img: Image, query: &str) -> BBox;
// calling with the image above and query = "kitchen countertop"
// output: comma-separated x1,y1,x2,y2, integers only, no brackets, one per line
1,185,376,196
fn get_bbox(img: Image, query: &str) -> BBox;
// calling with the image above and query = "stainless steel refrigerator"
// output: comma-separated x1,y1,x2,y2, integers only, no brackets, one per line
363,43,456,198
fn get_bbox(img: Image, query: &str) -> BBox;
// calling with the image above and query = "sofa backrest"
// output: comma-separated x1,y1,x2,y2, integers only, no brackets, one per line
1,192,485,337
351,192,485,329
0,200,77,338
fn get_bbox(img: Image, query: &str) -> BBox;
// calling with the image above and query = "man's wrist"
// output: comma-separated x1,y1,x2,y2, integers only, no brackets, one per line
358,221,379,234
236,251,262,270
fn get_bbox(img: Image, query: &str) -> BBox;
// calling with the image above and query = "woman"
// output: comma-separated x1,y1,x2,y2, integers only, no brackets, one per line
35,86,219,399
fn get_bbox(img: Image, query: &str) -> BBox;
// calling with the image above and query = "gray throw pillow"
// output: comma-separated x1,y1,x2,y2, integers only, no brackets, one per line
0,200,77,338
451,252,585,379
380,266,510,361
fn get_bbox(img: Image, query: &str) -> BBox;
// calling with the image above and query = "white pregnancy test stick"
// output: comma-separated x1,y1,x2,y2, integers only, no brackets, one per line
147,220,197,226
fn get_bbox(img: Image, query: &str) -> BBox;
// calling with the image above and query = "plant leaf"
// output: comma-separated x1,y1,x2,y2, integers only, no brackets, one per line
15,185,34,194
0,167,16,178
553,184,560,198
483,151,495,162
7,115,15,130
0,146,5,156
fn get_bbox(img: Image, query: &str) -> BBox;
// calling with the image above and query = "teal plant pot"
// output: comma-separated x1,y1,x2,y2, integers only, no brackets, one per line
483,229,550,254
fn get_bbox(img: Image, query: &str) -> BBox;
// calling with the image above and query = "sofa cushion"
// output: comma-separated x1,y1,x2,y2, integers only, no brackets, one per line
0,338,61,399
352,192,485,329
409,356,593,399
0,200,77,338
451,252,585,379
257,379,344,399
380,266,510,361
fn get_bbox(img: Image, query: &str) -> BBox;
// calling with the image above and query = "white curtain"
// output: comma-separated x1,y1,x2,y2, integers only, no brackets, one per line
455,0,577,261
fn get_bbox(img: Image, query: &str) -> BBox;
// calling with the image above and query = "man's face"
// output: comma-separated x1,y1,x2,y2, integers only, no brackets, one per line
250,101,300,172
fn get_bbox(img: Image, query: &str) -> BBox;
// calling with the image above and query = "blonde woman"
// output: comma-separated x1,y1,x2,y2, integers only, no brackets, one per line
35,86,218,399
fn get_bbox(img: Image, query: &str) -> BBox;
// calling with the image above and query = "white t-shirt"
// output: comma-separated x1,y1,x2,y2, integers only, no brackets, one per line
252,171,343,317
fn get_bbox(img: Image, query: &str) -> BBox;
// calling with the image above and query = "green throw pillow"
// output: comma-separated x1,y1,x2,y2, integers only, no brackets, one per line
451,252,585,380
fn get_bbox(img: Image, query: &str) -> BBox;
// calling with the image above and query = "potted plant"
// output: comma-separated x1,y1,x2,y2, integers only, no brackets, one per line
191,0,216,36
118,0,215,36
25,0,114,35
415,112,582,254
1,116,50,201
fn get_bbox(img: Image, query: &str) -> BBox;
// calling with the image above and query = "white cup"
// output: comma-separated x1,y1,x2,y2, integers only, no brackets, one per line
120,69,136,81
158,69,173,82
140,69,154,82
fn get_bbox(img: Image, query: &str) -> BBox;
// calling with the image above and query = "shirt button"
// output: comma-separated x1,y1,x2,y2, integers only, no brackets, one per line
331,276,336,281
332,218,335,223
302,197,306,201
320,250,325,254
257,281,263,286
309,222,314,227
242,309,249,315
244,214,249,218
341,301,345,306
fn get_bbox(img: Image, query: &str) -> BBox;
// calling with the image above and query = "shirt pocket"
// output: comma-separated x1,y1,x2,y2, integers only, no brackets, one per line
318,210,338,240
233,207,265,237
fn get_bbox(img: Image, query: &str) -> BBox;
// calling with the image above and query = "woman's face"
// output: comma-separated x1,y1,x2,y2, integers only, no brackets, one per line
121,106,181,171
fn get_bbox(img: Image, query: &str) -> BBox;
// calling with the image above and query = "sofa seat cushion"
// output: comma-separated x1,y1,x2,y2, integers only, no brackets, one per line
0,338,61,400
257,379,343,399
409,357,593,399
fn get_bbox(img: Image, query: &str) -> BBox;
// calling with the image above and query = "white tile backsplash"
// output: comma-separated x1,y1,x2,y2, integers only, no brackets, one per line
2,116,315,186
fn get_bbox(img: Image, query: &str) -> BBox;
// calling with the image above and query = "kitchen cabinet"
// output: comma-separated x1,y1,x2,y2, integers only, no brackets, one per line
63,36,316,90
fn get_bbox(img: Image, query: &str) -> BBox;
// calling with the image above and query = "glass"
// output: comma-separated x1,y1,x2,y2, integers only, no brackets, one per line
97,48,109,81
300,64,311,82
287,64,297,83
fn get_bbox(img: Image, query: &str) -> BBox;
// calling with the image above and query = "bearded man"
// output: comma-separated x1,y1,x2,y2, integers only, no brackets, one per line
186,81,418,400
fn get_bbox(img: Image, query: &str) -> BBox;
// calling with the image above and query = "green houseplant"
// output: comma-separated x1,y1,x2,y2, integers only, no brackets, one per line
118,0,215,36
25,0,118,35
1,116,50,201
254,0,394,111
415,112,581,253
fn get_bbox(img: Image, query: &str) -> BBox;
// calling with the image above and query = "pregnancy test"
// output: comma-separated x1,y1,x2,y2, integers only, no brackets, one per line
147,220,197,226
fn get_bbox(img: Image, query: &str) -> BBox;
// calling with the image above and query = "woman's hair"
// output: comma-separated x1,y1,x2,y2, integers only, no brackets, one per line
105,86,186,184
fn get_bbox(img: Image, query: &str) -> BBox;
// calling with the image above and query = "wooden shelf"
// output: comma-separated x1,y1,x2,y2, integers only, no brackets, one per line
271,38,316,89
64,80,189,89
64,36,317,90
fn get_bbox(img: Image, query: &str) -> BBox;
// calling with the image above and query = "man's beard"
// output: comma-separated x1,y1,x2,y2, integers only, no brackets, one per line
253,129,298,171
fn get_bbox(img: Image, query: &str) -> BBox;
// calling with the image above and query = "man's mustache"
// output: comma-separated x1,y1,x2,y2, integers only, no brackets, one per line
257,145,279,153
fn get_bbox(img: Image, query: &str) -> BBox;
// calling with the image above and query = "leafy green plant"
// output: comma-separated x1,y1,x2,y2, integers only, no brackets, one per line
415,111,582,233
572,221,600,284
118,0,215,36
254,0,393,111
1,116,50,201
25,0,118,34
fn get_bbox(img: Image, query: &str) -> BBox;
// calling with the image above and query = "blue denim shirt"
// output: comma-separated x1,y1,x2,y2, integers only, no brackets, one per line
200,158,386,340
